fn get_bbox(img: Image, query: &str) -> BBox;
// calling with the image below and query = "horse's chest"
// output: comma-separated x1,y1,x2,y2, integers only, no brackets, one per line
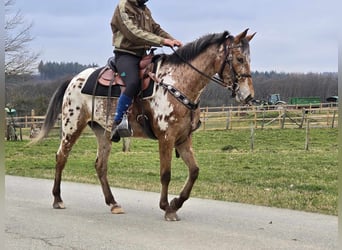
149,88,175,131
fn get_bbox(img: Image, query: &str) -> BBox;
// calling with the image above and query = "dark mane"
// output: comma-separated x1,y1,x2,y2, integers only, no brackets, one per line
166,31,230,64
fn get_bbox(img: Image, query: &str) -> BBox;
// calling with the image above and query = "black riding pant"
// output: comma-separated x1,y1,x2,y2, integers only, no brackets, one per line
114,51,141,98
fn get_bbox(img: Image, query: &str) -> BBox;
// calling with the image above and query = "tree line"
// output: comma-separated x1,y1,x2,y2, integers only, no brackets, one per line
5,61,97,116
38,61,98,80
200,71,337,106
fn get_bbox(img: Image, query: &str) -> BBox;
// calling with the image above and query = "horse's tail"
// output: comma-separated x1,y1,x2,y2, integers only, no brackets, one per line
30,78,71,144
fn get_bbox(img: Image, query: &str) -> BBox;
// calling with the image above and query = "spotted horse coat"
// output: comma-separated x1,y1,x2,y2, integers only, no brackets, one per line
33,29,255,221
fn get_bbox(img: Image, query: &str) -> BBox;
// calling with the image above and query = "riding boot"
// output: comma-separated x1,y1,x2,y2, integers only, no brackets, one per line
111,94,132,142
110,121,121,142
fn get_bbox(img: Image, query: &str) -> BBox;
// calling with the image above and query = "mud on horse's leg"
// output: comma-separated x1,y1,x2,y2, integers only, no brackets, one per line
93,125,124,214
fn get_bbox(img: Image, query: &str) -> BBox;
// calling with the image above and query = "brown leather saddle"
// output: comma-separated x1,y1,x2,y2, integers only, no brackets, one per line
97,53,159,94
81,51,163,99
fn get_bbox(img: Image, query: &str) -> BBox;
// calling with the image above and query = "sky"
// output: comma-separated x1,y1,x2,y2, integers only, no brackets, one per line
10,0,340,73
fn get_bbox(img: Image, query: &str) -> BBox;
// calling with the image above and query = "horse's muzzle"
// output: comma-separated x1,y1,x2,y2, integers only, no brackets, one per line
235,86,253,105
244,94,254,105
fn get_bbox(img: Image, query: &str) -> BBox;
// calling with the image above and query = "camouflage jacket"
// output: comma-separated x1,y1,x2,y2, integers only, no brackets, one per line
111,0,174,56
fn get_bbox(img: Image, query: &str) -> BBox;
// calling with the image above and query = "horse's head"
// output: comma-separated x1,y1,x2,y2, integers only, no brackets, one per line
216,29,256,105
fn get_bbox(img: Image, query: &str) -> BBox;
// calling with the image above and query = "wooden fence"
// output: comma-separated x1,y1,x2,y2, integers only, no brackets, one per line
6,103,338,131
200,103,338,130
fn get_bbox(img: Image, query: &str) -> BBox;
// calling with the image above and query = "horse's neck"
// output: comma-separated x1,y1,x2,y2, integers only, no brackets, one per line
161,52,218,103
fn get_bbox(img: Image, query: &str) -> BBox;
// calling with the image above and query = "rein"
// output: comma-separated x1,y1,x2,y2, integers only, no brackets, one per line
170,46,230,89
154,41,253,111
170,42,252,97
161,45,234,111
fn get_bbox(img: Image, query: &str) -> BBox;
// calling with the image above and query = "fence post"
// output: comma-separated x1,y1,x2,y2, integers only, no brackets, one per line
331,110,336,128
281,108,286,129
201,107,207,131
304,119,310,150
31,109,35,128
299,108,306,128
122,138,131,152
250,124,254,152
226,110,230,130
253,107,257,128
229,108,233,129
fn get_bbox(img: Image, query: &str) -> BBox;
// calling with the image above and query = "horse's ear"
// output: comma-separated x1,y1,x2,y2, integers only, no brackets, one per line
234,28,249,43
223,31,234,45
246,32,256,42
223,31,230,39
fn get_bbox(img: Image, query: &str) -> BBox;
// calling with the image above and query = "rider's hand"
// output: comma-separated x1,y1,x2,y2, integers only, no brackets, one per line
163,38,183,48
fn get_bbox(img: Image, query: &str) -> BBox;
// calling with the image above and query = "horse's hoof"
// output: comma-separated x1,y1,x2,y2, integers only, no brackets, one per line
53,202,65,209
165,211,180,221
111,204,125,214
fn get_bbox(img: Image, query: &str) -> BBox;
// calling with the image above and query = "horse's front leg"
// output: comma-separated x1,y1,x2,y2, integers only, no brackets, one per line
171,136,199,213
158,139,179,221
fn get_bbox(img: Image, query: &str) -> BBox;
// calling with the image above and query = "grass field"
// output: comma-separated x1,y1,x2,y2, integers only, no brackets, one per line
5,127,338,215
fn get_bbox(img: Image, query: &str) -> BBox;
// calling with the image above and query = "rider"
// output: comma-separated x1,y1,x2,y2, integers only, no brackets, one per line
110,0,182,142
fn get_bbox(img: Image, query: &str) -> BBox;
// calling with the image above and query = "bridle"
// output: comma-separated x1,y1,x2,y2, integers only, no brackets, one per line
170,38,252,97
217,40,252,97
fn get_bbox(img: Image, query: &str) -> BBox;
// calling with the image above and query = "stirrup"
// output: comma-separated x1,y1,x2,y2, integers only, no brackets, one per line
116,114,132,137
110,127,120,142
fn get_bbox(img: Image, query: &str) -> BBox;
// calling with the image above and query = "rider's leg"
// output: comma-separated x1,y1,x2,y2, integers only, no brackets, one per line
114,93,132,123
111,52,141,142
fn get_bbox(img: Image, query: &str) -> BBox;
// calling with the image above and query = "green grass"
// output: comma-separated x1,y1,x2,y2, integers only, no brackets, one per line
5,128,338,215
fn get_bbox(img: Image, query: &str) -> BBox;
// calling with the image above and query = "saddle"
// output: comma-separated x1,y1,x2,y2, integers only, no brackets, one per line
96,52,161,99
81,52,164,140
81,51,162,98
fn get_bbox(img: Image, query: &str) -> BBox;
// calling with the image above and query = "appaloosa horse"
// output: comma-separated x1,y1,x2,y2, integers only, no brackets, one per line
34,29,255,221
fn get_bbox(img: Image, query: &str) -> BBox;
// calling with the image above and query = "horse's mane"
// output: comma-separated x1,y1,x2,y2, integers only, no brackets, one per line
165,31,230,65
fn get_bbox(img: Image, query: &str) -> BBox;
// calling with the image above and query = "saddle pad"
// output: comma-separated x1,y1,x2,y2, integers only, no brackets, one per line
81,67,121,98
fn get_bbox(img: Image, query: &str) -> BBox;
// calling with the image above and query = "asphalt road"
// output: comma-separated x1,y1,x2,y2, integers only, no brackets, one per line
5,175,338,250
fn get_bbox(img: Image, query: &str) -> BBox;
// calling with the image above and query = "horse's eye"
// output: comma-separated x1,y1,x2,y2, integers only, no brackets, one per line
237,57,244,63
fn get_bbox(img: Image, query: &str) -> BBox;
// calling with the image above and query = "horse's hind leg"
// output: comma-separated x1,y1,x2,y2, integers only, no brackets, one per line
170,137,199,214
52,131,84,209
53,144,68,209
91,123,124,214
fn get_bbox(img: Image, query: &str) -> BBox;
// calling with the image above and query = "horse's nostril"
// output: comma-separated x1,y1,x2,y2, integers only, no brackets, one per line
245,94,254,104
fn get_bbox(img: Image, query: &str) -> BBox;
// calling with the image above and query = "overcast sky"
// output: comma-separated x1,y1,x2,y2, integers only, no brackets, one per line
12,0,340,73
